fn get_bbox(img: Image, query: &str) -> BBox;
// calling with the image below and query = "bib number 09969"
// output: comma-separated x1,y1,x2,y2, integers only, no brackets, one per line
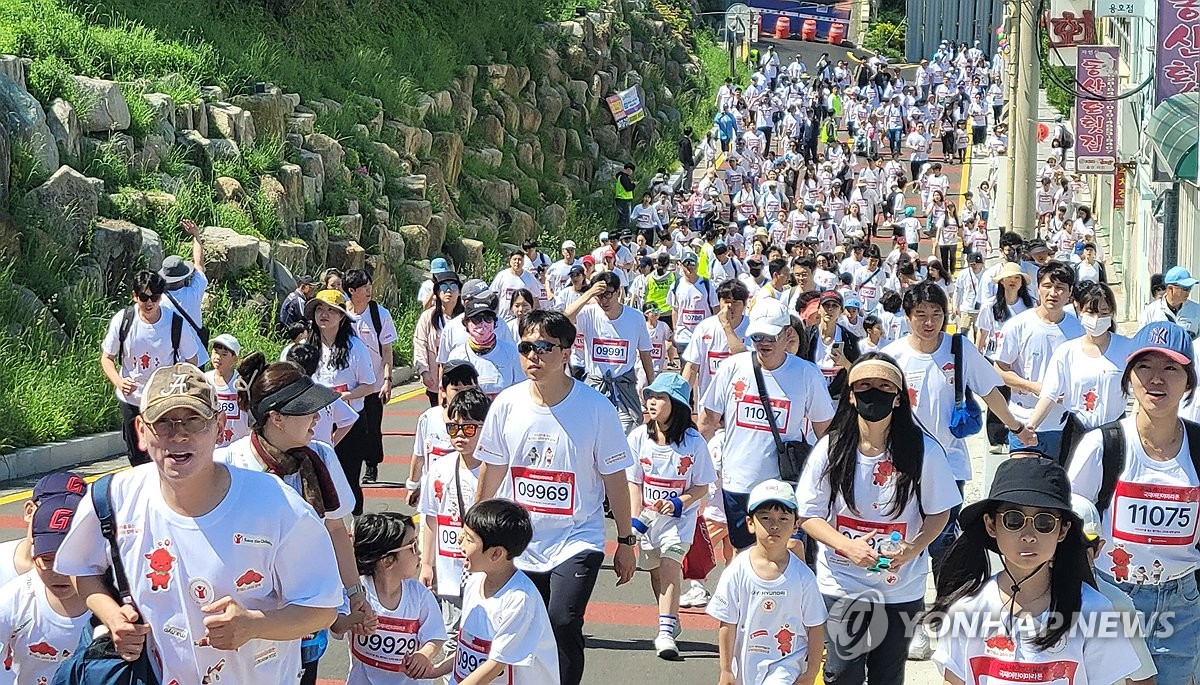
516,480,569,502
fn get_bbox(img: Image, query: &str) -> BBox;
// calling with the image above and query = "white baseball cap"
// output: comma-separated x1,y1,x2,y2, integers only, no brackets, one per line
210,333,241,356
748,479,798,513
746,298,792,338
1070,494,1101,541
562,240,577,250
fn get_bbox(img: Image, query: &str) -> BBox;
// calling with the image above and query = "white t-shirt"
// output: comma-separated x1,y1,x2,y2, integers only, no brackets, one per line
477,381,633,572
668,278,719,345
796,434,961,602
453,571,559,684
214,435,356,520
1039,335,1132,431
437,314,517,365
575,304,651,378
703,430,728,524
343,577,447,685
976,299,1032,358
418,454,478,597
625,427,717,549
313,397,358,446
0,539,24,586
489,270,543,317
882,334,1005,480
54,464,343,684
706,553,827,685
101,308,200,405
206,370,250,448
645,320,671,373
682,314,751,402
161,271,210,367
1068,417,1200,582
545,259,577,294
700,353,835,493
997,309,1085,425
0,571,92,684
315,336,377,411
932,578,1140,685
350,302,400,392
853,268,886,311
414,405,454,485
446,340,523,397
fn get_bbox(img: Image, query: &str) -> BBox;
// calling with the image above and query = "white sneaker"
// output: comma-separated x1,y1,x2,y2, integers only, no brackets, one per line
679,582,710,608
908,624,934,660
655,634,681,661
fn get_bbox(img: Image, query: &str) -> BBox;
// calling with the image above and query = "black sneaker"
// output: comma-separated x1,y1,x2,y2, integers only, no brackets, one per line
363,465,379,484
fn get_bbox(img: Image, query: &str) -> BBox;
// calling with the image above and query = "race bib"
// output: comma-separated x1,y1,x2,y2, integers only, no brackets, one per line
1112,481,1200,545
651,342,664,360
574,332,585,352
591,338,629,364
216,392,240,420
820,365,838,384
351,616,421,672
455,632,513,685
511,467,576,516
966,656,1079,685
735,396,792,432
642,475,686,507
680,309,705,327
860,284,877,300
332,384,349,394
834,515,907,560
437,514,464,558
707,351,731,375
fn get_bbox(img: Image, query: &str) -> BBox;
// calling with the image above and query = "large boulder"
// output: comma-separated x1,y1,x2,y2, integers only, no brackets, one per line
396,224,430,261
0,210,20,261
277,164,304,219
23,166,100,251
0,74,58,173
479,178,515,211
72,76,131,133
201,226,262,280
231,90,288,142
594,125,621,157
506,207,537,244
213,177,245,202
369,141,403,173
303,133,348,185
326,239,366,271
378,226,406,266
295,220,328,271
45,98,82,167
142,93,176,138
270,239,309,277
542,203,568,231
91,218,144,294
426,213,449,255
476,115,505,148
519,103,543,134
393,174,426,197
446,237,486,277
0,55,27,91
176,129,214,175
139,227,164,270
538,89,565,128
465,147,502,169
393,200,432,228
433,132,463,187
133,133,171,176
206,101,257,148
335,213,363,242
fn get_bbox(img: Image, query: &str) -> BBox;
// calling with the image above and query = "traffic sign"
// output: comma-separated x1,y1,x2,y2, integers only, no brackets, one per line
725,2,752,34
1095,0,1146,17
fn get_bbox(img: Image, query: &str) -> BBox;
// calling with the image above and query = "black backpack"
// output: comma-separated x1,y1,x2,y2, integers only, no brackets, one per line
116,306,183,366
1086,420,1200,514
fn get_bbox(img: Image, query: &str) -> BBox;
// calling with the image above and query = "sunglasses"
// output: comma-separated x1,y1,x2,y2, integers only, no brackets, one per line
438,283,460,293
446,422,481,438
998,510,1061,534
750,332,779,344
518,340,561,356
147,415,211,436
136,292,162,303
387,539,419,557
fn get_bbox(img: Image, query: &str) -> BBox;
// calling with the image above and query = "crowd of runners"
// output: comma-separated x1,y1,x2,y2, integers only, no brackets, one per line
0,38,1196,685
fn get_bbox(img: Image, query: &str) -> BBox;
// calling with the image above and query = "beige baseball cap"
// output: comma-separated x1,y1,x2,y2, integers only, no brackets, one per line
139,364,219,424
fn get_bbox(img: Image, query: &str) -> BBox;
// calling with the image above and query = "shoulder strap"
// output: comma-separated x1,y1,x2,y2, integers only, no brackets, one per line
952,333,965,405
368,301,384,354
1095,421,1127,513
751,354,786,453
93,474,137,608
163,290,203,336
170,311,183,363
117,306,135,365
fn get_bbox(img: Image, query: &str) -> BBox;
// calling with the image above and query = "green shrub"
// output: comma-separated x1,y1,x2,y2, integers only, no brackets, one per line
121,83,159,139
244,137,287,176
862,20,905,61
82,139,132,191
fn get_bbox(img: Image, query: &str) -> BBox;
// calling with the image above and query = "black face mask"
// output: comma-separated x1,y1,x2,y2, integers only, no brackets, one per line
853,388,897,423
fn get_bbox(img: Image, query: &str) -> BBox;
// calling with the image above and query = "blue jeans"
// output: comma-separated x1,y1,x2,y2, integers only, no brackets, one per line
928,481,964,585
1100,570,1200,683
887,128,903,154
1008,429,1062,459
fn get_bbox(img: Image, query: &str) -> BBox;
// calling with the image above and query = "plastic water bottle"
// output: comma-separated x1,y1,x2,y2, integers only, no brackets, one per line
632,509,658,536
875,531,903,569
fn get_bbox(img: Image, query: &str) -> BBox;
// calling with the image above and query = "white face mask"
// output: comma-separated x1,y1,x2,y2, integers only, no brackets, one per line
1080,314,1112,336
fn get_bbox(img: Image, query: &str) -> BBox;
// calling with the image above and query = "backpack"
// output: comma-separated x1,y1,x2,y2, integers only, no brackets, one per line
366,300,384,355
1076,420,1200,514
671,276,713,313
116,306,183,367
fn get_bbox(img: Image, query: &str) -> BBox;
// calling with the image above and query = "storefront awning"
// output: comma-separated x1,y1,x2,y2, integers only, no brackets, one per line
1148,91,1199,183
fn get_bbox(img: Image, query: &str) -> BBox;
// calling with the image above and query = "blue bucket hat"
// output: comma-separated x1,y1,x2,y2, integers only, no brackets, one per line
642,372,692,407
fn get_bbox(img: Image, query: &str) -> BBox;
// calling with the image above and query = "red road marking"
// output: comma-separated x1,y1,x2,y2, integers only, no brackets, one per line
363,487,411,499
0,515,26,531
384,409,424,418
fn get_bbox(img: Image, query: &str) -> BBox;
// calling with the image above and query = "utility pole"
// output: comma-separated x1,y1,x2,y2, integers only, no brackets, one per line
1008,0,1040,239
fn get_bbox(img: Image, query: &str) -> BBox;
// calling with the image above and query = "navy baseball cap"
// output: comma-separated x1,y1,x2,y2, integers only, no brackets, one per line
33,471,87,503
32,493,82,558
1128,321,1194,366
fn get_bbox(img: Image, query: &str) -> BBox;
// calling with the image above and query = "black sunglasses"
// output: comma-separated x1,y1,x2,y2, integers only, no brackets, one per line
136,292,162,302
518,340,561,356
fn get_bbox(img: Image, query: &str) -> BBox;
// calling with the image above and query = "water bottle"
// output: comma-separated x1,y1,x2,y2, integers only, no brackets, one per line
632,509,658,536
872,531,903,572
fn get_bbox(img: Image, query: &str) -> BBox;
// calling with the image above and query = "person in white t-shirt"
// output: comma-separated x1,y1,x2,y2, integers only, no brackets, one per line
1067,321,1200,684
55,363,343,684
431,499,560,684
345,268,400,484
682,280,751,405
446,300,523,398
931,457,1141,685
546,241,580,295
797,355,961,674
405,362,480,508
668,253,720,354
626,373,716,660
698,298,836,550
476,309,636,685
285,342,360,447
334,511,447,684
206,333,249,448
995,261,1085,458
101,270,200,466
640,303,674,381
0,491,91,685
0,472,89,594
158,219,210,368
490,251,544,318
566,272,656,432
707,480,826,685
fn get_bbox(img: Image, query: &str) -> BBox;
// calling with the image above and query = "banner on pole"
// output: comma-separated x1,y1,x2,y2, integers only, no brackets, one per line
607,86,645,130
1113,168,1127,210
1155,0,1200,104
1074,46,1119,173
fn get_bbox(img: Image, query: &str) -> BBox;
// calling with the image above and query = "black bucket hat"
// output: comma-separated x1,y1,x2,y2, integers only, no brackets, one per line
959,457,1080,552
251,375,339,425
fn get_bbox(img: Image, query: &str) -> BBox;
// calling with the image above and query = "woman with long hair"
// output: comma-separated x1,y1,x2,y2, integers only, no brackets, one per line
930,457,1141,684
797,354,961,683
505,288,537,342
1067,320,1200,682
215,353,367,685
974,262,1034,357
413,271,463,406
306,289,376,515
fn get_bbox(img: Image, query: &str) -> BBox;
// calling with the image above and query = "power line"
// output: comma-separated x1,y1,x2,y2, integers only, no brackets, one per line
1033,0,1153,102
